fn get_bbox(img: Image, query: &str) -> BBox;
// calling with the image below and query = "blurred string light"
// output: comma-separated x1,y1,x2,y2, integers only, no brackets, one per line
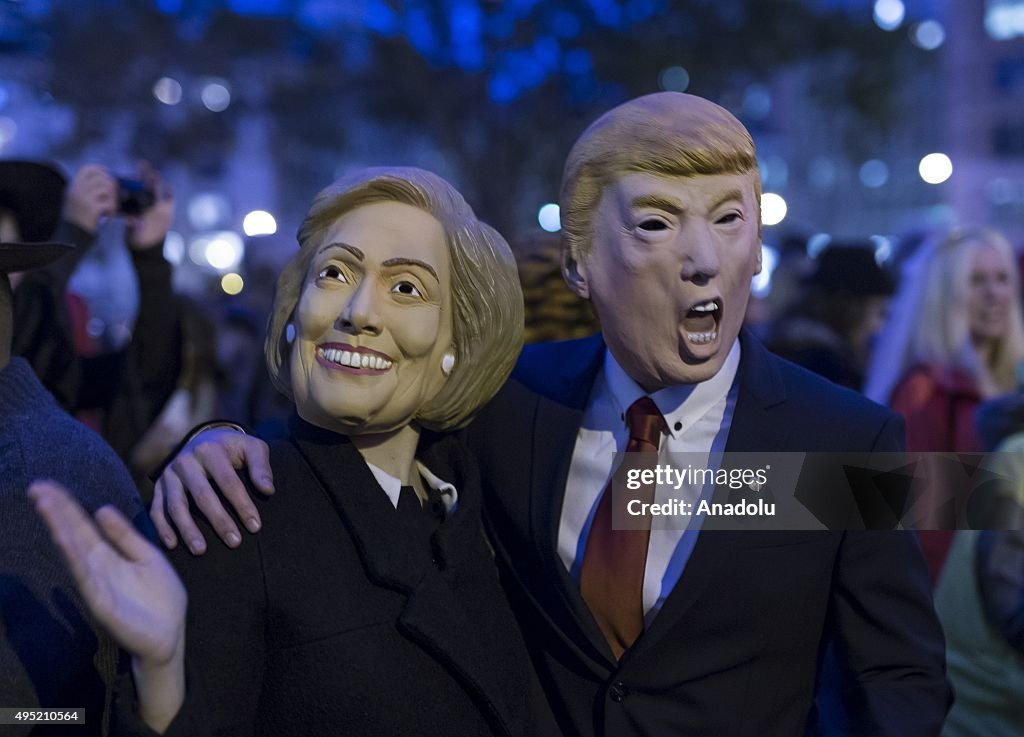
919,153,953,184
0,82,11,111
751,244,779,298
243,210,277,237
221,273,244,296
0,117,16,148
859,159,889,188
188,192,231,230
911,20,946,50
658,65,690,92
201,80,231,112
760,193,787,226
986,0,1024,40
807,233,832,258
163,231,185,265
153,77,183,105
873,0,905,30
538,203,561,232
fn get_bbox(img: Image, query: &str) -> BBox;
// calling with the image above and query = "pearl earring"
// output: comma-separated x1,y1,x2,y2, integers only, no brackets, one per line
285,323,296,345
441,353,455,376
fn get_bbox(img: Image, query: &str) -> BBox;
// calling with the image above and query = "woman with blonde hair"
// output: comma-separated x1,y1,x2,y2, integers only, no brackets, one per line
865,226,1024,577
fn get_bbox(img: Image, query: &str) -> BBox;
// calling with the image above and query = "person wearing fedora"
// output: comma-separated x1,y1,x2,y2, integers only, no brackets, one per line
768,242,895,390
2,160,185,481
0,235,188,735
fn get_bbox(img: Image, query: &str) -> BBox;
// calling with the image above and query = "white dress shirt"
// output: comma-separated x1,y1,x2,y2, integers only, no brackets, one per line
367,460,459,515
557,341,740,623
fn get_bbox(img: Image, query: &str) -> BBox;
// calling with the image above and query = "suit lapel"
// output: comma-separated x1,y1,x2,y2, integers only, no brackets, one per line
523,336,625,668
624,331,788,665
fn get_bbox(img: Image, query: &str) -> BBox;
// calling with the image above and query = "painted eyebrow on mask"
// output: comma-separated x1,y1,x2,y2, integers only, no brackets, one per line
708,189,745,212
317,242,364,261
630,195,684,214
381,257,439,283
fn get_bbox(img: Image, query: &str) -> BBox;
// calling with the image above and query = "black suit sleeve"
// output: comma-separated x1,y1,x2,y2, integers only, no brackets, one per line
165,491,270,735
823,413,952,737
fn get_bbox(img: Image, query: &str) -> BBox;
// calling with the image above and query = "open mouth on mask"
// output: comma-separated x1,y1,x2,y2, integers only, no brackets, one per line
681,298,722,345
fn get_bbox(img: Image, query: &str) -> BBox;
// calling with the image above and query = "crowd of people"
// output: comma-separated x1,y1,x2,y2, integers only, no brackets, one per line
1,89,1022,736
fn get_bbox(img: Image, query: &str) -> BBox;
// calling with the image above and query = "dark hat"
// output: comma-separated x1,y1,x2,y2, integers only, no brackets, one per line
0,240,74,273
804,243,895,296
0,160,67,243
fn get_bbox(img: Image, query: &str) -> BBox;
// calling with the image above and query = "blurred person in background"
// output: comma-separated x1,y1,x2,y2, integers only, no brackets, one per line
768,241,894,390
865,227,1024,579
2,160,191,487
213,304,292,440
933,392,1024,737
128,298,220,497
516,231,600,343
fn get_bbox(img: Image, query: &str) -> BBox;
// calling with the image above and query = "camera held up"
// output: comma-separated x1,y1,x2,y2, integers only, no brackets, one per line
116,177,155,216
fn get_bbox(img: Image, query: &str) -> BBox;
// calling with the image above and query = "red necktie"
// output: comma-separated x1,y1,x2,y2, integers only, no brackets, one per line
580,396,666,660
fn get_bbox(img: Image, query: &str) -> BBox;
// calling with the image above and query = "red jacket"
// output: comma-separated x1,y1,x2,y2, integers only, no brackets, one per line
890,364,983,580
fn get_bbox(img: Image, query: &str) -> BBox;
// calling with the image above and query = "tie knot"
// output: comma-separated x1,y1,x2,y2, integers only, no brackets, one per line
626,396,665,449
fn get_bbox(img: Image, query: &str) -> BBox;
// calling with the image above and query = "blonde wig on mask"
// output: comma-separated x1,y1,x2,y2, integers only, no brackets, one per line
559,91,762,265
865,227,1024,403
265,167,524,431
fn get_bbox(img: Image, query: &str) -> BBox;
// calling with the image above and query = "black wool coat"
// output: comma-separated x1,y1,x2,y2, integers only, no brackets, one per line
168,416,547,737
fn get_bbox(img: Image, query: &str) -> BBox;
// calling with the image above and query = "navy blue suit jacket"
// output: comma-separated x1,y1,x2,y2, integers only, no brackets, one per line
465,330,951,737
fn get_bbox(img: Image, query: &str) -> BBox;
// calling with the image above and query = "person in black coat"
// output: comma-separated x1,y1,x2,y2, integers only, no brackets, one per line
31,167,550,736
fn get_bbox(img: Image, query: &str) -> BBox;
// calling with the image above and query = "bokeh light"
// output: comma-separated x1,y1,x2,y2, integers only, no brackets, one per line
751,245,779,298
188,193,231,230
986,1,1024,40
870,235,893,264
189,232,244,271
153,77,183,105
919,153,953,184
221,273,244,295
760,193,787,226
658,65,690,92
201,81,232,112
243,210,278,237
911,20,945,50
807,233,832,258
538,203,561,232
873,0,905,31
859,159,890,188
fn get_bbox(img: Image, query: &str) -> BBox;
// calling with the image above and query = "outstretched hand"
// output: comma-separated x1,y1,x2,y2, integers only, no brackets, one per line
28,480,186,732
151,428,274,555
